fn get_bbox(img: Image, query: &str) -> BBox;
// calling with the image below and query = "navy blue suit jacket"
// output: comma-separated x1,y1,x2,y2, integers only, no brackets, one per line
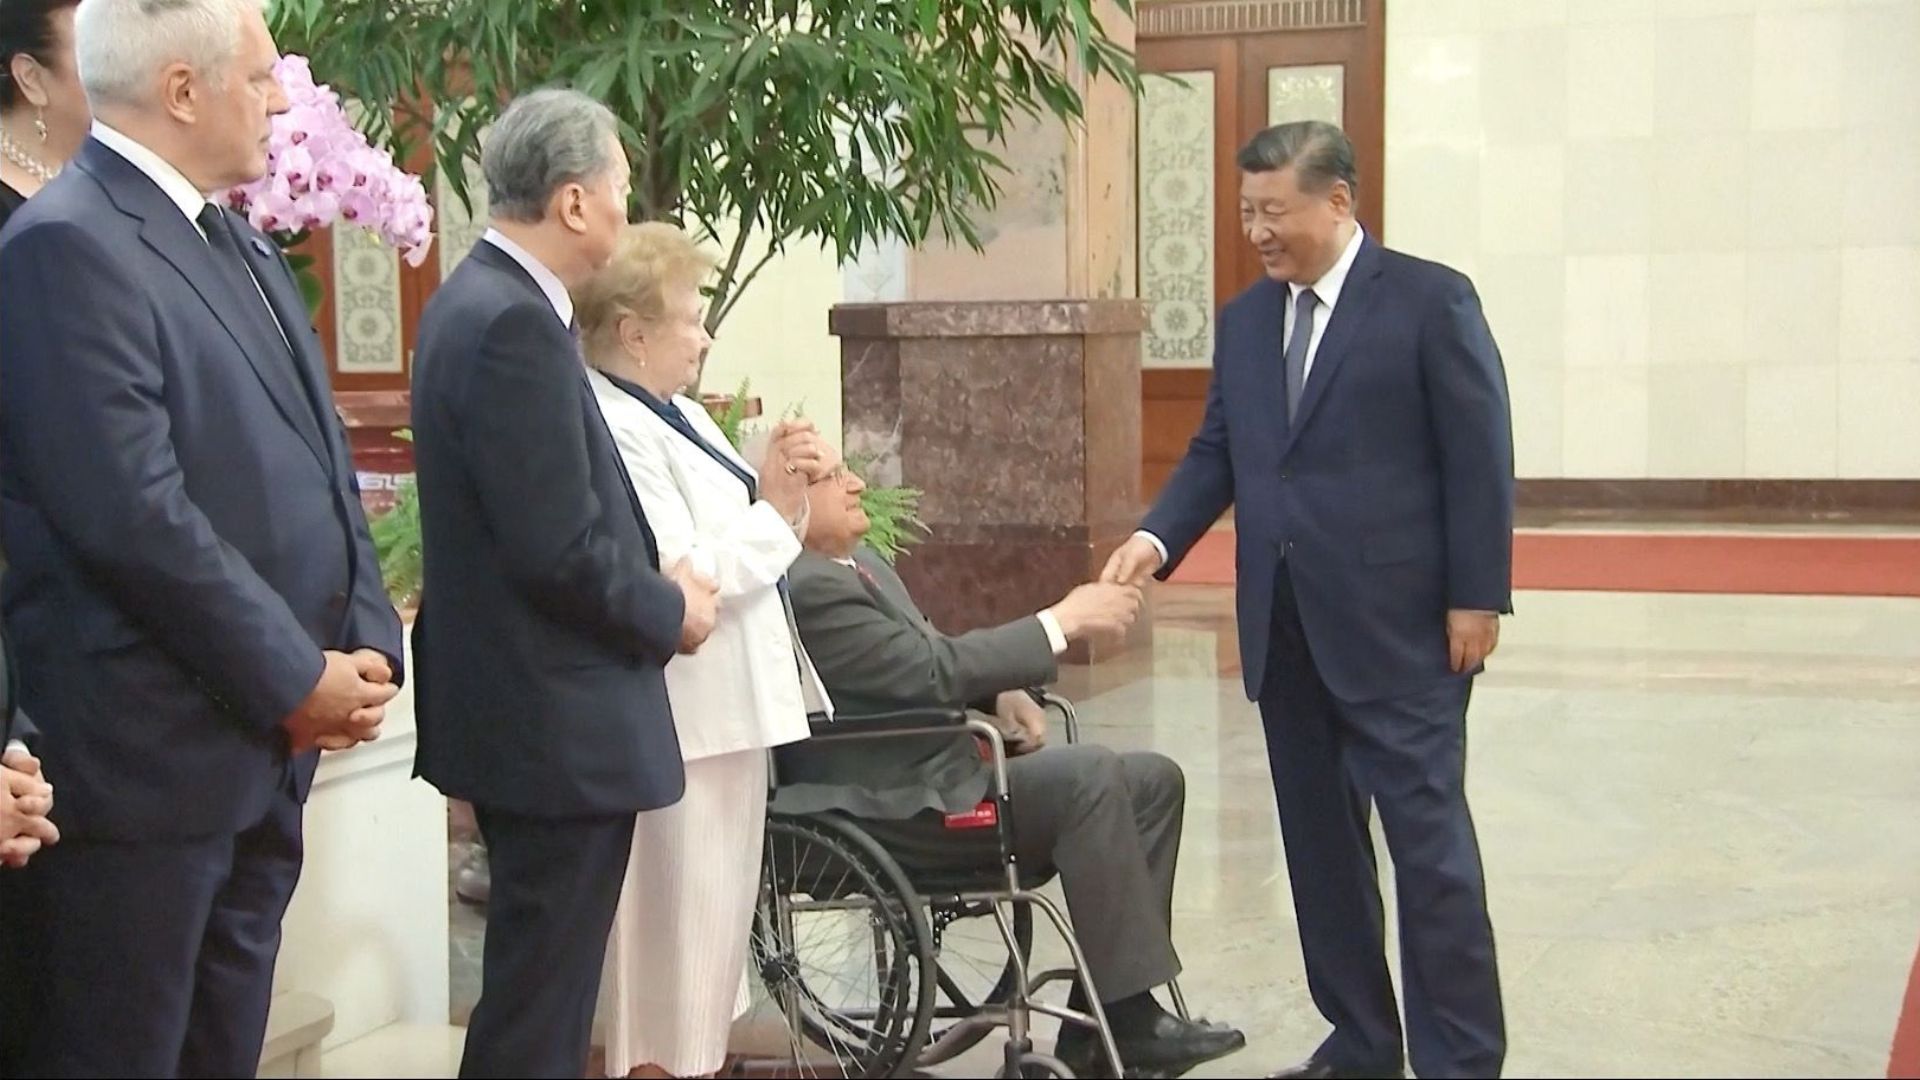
408,240,686,819
0,139,404,840
1142,235,1514,704
2,624,28,748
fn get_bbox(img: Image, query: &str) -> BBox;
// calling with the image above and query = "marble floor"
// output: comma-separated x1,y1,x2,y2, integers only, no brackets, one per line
366,583,1920,1079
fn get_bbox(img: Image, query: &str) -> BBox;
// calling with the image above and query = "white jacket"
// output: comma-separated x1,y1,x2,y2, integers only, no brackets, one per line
589,369,827,761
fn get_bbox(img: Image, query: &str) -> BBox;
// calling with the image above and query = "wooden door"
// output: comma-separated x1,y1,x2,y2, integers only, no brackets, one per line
1136,0,1386,501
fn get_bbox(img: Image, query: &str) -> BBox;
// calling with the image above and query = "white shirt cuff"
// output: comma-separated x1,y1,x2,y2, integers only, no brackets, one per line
1133,529,1169,569
3,739,27,758
1035,610,1068,656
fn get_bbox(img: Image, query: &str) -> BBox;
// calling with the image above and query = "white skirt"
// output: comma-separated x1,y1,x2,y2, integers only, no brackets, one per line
597,748,769,1077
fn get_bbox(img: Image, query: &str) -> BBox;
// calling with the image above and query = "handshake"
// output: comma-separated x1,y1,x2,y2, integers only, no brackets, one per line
1045,534,1173,645
1041,534,1177,645
1049,579,1146,645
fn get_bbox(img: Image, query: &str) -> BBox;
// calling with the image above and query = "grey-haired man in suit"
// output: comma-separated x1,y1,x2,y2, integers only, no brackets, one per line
776,442,1247,1079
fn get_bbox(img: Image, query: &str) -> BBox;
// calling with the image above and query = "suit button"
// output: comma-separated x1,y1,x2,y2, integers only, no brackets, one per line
1280,470,1292,480
327,591,348,612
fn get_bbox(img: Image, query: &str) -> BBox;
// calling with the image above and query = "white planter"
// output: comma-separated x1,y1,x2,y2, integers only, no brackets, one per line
272,635,449,1051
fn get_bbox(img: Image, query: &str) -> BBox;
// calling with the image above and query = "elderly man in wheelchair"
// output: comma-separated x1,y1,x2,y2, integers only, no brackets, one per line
755,443,1247,1079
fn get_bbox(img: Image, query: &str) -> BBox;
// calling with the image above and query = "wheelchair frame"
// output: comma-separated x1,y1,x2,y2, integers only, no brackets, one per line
753,691,1189,1078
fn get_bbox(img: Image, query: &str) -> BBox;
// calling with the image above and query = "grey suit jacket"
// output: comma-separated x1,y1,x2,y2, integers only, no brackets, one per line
773,548,1057,819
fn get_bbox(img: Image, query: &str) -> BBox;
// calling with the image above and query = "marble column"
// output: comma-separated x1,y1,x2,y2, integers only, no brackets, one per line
834,3,1146,665
835,300,1147,664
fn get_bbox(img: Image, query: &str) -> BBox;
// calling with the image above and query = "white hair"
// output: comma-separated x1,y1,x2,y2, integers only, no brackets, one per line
74,0,266,109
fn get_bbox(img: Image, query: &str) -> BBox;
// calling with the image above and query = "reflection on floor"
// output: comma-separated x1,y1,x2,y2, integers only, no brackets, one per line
1166,525,1920,598
387,583,1920,1079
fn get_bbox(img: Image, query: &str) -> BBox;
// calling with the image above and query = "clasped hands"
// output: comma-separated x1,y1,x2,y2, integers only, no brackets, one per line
283,649,400,753
1099,534,1500,673
668,419,830,656
756,418,830,520
2,746,58,868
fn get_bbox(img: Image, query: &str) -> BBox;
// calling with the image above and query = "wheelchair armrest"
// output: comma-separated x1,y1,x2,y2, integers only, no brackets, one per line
802,705,969,740
1030,688,1081,745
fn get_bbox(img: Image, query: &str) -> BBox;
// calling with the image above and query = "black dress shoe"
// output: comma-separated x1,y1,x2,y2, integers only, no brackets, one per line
1268,1055,1404,1079
1057,1012,1247,1078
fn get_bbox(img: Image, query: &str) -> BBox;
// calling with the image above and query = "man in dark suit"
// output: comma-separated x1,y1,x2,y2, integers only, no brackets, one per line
408,88,719,1080
0,0,405,1074
777,446,1247,1078
1105,121,1515,1080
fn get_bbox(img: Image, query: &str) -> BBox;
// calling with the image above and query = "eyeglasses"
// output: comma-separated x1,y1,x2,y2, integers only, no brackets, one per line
809,464,858,489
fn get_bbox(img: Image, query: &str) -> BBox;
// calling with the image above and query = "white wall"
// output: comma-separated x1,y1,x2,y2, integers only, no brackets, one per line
274,639,451,1050
1385,0,1920,479
696,224,847,446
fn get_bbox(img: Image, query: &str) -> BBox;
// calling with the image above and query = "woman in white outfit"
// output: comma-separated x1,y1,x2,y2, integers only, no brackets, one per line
575,222,832,1078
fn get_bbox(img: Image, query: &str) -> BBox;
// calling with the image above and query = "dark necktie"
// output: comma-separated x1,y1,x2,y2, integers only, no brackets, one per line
197,203,290,357
1285,287,1320,423
196,204,330,452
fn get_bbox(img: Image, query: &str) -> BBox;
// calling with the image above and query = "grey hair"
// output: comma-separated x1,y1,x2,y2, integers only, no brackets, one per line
74,0,264,110
482,88,622,223
1236,120,1358,197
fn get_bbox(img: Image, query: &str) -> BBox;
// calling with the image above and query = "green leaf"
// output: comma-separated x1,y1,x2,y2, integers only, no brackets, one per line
274,0,1140,336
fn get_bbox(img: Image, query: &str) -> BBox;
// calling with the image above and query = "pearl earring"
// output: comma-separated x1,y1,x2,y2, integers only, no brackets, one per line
34,108,47,143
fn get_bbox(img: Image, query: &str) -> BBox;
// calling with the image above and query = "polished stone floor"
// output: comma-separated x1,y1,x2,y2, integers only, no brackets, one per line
392,582,1920,1079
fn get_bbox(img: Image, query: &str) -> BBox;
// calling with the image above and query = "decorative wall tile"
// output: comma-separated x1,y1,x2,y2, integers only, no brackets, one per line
436,147,490,281
1266,63,1344,127
332,224,404,374
329,100,408,374
1138,70,1215,370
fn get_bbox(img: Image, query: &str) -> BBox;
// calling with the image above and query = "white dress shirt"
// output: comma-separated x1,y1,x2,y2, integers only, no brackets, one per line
481,228,573,329
90,120,209,236
91,121,294,351
1286,223,1366,385
1134,224,1368,569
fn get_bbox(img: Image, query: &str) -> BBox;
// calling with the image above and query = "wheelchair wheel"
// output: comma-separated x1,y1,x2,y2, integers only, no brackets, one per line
996,1050,1075,1078
917,897,1036,1066
752,813,935,1078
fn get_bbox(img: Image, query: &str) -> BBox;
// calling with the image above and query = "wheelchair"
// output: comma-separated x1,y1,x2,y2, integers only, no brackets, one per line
747,691,1192,1079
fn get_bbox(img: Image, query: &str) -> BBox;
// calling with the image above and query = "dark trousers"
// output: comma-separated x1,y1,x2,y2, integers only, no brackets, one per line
0,789,304,1078
865,743,1186,1001
457,806,635,1079
1258,569,1505,1079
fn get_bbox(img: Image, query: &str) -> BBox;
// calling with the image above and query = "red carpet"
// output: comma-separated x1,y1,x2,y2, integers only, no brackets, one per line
1892,937,1920,1079
1164,529,1920,598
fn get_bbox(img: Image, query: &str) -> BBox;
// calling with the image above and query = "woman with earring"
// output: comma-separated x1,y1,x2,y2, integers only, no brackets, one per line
1,0,86,881
575,222,832,1078
0,0,88,229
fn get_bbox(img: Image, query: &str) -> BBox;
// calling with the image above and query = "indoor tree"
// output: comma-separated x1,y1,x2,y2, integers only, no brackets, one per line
268,0,1140,336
